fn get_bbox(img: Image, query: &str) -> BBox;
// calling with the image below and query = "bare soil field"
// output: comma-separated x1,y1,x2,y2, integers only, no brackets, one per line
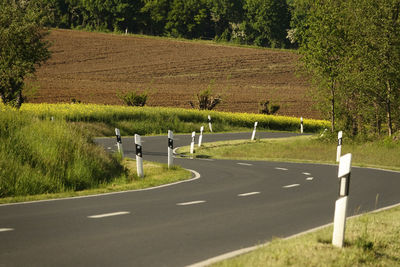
29,29,318,118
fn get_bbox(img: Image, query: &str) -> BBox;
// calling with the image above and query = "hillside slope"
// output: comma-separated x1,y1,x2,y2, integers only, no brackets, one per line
29,29,317,118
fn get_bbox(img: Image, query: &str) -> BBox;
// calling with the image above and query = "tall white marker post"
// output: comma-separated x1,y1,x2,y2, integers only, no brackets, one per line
336,131,343,162
135,134,144,178
251,122,258,140
300,117,304,134
115,128,124,158
168,130,173,169
198,126,204,147
332,153,352,248
190,131,196,155
208,115,213,132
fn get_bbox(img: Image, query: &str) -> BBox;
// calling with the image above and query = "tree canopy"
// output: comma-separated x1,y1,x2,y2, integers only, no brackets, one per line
39,0,293,48
293,0,400,136
0,0,51,108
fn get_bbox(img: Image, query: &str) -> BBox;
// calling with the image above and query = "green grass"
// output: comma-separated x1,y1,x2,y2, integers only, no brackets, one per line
0,106,192,203
0,159,192,204
213,205,400,266
178,135,400,171
0,108,123,198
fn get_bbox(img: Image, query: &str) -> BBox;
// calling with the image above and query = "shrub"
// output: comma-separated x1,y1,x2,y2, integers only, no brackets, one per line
259,99,280,115
189,88,221,110
118,91,148,107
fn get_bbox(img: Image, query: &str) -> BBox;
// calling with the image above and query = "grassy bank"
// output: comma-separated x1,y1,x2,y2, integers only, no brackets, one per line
178,135,400,170
0,106,191,203
20,103,329,136
0,159,191,204
213,205,400,266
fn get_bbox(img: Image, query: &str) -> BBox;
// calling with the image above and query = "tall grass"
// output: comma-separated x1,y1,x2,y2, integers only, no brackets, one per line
0,107,123,197
21,103,329,135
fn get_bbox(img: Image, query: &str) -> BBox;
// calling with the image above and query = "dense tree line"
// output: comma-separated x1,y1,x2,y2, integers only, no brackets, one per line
292,0,400,137
38,0,293,48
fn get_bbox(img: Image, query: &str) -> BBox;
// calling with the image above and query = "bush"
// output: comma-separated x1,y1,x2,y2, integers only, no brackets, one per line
118,91,148,107
189,88,221,110
259,99,280,115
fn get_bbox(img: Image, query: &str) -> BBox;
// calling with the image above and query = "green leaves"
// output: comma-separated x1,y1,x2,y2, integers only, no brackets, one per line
294,0,400,136
0,0,51,108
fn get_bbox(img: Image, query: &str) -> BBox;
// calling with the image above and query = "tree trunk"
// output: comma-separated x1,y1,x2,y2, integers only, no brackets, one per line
386,81,393,137
331,86,335,132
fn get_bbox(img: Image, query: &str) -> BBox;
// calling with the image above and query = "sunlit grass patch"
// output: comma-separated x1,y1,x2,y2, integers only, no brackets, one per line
213,206,400,266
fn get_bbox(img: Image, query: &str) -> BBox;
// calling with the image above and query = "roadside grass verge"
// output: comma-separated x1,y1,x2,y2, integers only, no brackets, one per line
20,103,329,136
0,160,191,204
0,106,191,204
177,135,400,171
212,205,400,266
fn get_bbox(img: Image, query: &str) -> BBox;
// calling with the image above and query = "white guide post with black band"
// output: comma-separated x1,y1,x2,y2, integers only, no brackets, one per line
332,153,352,248
168,130,173,169
115,128,124,158
198,126,204,147
300,117,304,134
336,131,343,162
190,131,196,155
135,134,144,178
208,115,213,132
251,121,258,141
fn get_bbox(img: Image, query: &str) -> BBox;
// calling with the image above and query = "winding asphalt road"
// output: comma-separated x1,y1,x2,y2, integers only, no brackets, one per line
1,132,399,267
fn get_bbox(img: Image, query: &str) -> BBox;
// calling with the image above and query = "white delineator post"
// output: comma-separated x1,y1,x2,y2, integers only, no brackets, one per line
135,134,144,178
208,115,213,132
198,126,204,147
251,122,258,141
168,130,173,169
190,131,196,155
336,131,343,162
332,153,352,248
115,128,124,158
300,117,304,134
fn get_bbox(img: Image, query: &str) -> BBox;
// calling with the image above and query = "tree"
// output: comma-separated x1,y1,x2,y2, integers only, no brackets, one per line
243,0,291,48
166,0,213,39
0,0,51,108
293,0,400,136
294,0,349,132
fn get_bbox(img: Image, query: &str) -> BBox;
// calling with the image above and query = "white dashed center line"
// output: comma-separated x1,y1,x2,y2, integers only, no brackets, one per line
88,211,130,219
306,177,314,181
283,184,300,188
0,228,14,232
302,172,311,175
275,167,288,171
177,200,206,206
238,192,260,197
237,163,253,166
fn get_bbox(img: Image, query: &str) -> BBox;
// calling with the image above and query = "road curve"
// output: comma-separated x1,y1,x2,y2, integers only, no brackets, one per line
1,132,399,267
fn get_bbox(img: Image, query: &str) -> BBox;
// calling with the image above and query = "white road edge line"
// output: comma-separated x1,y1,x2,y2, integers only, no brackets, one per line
0,169,201,207
186,202,400,267
177,200,206,206
88,211,130,219
0,228,14,232
275,167,288,171
238,192,260,197
283,184,300,188
237,163,253,166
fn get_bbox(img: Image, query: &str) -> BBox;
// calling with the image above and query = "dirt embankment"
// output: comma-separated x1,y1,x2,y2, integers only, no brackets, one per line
30,29,318,118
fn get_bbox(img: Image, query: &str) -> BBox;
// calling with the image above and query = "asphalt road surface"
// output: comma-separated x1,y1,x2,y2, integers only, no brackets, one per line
1,132,399,267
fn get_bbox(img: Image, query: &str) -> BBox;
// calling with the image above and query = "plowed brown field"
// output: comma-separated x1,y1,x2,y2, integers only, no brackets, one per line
30,29,318,118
